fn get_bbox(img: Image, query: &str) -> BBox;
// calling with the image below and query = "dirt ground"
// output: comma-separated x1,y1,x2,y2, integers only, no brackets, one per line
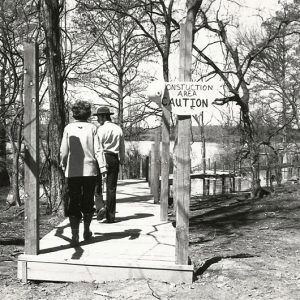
0,183,300,300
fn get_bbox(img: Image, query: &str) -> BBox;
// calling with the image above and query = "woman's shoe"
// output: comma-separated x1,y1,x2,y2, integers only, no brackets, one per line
83,213,94,241
69,216,81,247
96,207,106,221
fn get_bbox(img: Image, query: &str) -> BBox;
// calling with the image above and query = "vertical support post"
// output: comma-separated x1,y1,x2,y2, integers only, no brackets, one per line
232,162,236,192
160,89,170,221
145,156,149,182
213,161,217,195
175,23,192,265
206,158,210,195
24,43,39,255
238,162,242,192
150,144,155,192
140,157,143,179
173,125,178,214
221,176,225,194
153,129,160,204
202,158,206,195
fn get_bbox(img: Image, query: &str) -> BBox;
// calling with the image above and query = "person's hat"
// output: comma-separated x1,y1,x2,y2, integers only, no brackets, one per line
93,106,114,116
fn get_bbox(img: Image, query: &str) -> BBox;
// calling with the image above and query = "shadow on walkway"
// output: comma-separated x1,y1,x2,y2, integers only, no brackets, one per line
40,228,142,259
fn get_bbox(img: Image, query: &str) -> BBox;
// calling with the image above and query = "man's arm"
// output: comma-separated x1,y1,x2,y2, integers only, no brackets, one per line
119,130,125,165
60,128,69,171
95,127,107,173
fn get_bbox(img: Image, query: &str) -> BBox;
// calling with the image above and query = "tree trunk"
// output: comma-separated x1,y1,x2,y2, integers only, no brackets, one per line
7,114,22,207
44,0,65,213
0,57,9,187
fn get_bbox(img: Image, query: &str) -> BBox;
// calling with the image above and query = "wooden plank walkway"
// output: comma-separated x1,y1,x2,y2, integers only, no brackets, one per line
18,179,193,283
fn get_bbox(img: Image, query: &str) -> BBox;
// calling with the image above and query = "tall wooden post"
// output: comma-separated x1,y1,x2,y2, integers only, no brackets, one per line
153,129,160,204
175,22,192,265
150,144,155,192
139,157,143,179
213,161,217,195
145,156,149,182
160,89,170,221
24,43,39,255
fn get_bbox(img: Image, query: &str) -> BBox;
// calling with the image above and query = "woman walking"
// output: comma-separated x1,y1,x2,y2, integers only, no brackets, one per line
60,100,98,246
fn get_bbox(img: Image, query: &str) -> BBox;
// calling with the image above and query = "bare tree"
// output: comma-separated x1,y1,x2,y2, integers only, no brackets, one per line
72,5,156,132
193,1,299,193
43,0,65,212
0,0,35,205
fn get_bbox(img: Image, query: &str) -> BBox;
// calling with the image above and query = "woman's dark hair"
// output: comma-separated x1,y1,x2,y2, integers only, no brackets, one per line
71,101,91,120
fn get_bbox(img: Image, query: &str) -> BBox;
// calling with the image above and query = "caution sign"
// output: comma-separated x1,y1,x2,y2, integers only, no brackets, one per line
163,81,220,115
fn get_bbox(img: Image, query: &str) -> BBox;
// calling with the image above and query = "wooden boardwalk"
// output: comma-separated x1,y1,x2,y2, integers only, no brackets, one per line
18,179,193,283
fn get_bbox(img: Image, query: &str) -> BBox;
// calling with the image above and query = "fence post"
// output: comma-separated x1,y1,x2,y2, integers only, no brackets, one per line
24,43,39,255
175,22,192,265
150,144,155,192
153,131,160,204
213,161,217,195
232,162,236,192
145,156,149,182
238,162,242,192
202,158,206,195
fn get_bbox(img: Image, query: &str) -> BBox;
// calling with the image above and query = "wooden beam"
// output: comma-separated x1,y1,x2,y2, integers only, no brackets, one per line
160,90,170,221
150,144,154,192
23,43,39,255
175,23,193,265
153,129,160,204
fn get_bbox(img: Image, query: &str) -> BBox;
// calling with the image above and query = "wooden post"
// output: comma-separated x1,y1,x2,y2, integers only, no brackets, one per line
160,89,170,221
207,158,210,195
153,129,160,204
202,158,206,195
173,125,178,214
213,161,217,195
145,156,149,182
139,157,143,179
221,176,225,194
238,162,242,192
175,22,192,265
232,162,236,192
150,144,155,193
23,43,39,255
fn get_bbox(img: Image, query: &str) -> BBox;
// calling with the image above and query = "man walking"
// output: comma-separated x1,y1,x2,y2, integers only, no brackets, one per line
94,106,125,223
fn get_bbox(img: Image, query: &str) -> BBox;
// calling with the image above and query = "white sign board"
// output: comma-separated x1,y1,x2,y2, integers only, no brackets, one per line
163,81,221,115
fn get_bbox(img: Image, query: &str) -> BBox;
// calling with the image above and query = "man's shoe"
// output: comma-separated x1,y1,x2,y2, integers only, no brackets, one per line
96,208,106,221
70,234,79,247
83,231,93,241
105,218,115,223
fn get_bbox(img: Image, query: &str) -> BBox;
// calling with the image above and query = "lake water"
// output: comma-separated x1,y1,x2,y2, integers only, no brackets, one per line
125,140,222,168
125,141,253,194
125,141,291,194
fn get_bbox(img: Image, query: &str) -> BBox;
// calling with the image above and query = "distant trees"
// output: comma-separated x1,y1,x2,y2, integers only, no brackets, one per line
73,2,156,134
248,3,300,183
76,0,183,128
192,0,300,191
0,0,36,204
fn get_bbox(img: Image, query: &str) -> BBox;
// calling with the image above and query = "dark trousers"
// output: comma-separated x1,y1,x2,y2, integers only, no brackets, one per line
94,166,105,210
105,153,119,221
67,176,96,219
